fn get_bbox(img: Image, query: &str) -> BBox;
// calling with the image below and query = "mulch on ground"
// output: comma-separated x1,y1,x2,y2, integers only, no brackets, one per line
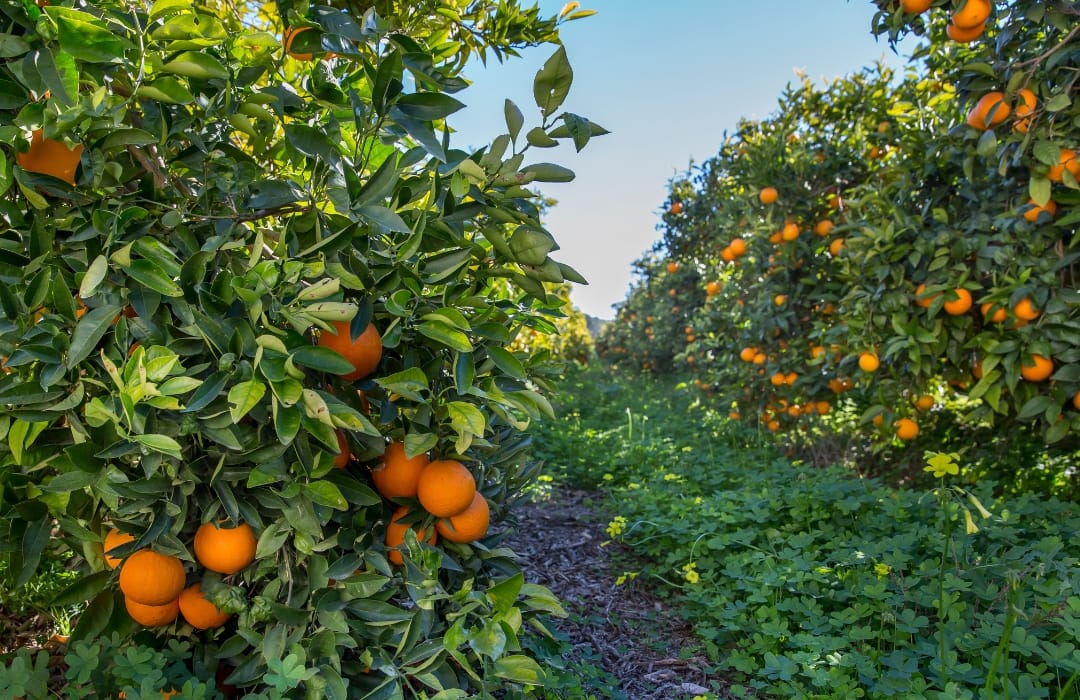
501,488,727,699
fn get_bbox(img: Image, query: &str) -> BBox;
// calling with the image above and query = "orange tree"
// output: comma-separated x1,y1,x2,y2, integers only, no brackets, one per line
600,0,1080,493
0,0,605,696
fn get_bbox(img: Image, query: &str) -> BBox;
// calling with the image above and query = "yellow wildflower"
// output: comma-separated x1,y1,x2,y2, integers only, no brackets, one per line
605,516,627,538
924,451,960,479
873,563,891,579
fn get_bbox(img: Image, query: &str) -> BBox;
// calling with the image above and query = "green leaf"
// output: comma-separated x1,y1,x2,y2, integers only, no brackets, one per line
521,162,574,183
305,481,348,511
394,92,466,120
34,49,78,107
1033,141,1060,166
487,346,526,380
131,433,183,460
137,77,194,104
358,205,411,233
79,255,109,298
228,379,266,423
68,590,114,645
418,320,472,352
67,306,122,369
46,7,131,63
533,45,573,117
525,127,558,148
374,367,429,401
493,655,544,685
17,515,51,586
1018,395,1054,420
1045,94,1071,112
447,401,485,437
509,227,555,265
289,346,356,375
123,259,182,297
404,432,437,460
486,572,524,615
161,51,228,80
504,99,524,142
1029,177,1052,207
51,571,110,607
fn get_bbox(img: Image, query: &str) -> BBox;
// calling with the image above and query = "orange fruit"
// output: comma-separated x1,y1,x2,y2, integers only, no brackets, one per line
752,352,766,365
781,221,800,241
193,521,257,575
370,441,429,500
384,506,437,566
901,0,932,13
16,128,83,186
1013,88,1037,133
952,0,991,28
816,401,831,415
1048,148,1080,183
766,419,780,432
669,201,683,215
435,492,490,544
947,19,985,41
282,26,328,60
666,261,679,274
810,345,826,359
317,320,383,381
739,347,757,362
720,246,735,262
895,418,919,440
981,302,1007,323
1021,354,1053,382
785,371,798,385
1022,199,1056,222
729,411,741,420
119,550,186,606
178,583,232,630
814,220,834,237
829,238,844,256
770,372,786,387
729,238,747,256
858,352,880,373
706,281,721,296
966,92,1010,130
1013,298,1041,321
915,283,939,308
774,294,787,306
334,429,350,469
103,529,135,570
417,460,476,517
125,596,179,627
943,288,973,315
759,186,778,205
1073,391,1080,411
915,395,935,411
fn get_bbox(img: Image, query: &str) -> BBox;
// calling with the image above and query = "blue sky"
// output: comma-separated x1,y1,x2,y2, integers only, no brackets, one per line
450,1,917,319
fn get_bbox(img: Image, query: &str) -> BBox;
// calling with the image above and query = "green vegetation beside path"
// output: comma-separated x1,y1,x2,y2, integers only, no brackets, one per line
535,365,1080,699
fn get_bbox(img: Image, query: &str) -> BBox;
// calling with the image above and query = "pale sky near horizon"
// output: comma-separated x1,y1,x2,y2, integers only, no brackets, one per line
450,1,918,319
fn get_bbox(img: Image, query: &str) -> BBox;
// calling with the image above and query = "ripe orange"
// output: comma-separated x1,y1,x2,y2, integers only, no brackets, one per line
785,371,797,385
193,522,257,575
872,414,884,426
436,492,490,544
1013,88,1037,133
1020,354,1053,382
814,220,834,237
334,429,350,469
766,419,781,432
669,201,683,215
729,411,741,420
952,0,991,28
816,401,831,415
720,246,736,262
810,345,826,359
947,19,985,41
178,583,232,630
1013,298,1040,321
781,221,800,241
774,294,787,306
706,281,721,296
119,550,187,606
915,395,934,411
915,283,939,308
858,352,880,373
317,320,383,381
829,238,844,256
125,596,179,627
385,506,437,565
1073,391,1080,411
768,231,783,245
895,418,919,440
980,302,1007,323
729,238,747,256
1048,148,1080,183
16,128,83,186
759,186,778,205
770,372,786,387
103,529,135,569
752,352,766,365
943,288,973,315
417,460,476,517
371,441,429,499
901,0,932,13
1023,199,1056,222
966,92,1010,130
739,347,757,362
666,261,679,274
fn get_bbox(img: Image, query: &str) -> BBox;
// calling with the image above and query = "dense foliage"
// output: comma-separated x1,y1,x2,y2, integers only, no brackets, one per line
537,365,1080,699
0,0,606,696
597,0,1080,495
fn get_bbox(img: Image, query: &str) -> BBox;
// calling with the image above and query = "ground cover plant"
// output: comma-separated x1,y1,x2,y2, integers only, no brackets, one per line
537,365,1080,699
0,0,606,696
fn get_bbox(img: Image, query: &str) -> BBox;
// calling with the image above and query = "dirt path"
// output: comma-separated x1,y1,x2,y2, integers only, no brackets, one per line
502,488,726,699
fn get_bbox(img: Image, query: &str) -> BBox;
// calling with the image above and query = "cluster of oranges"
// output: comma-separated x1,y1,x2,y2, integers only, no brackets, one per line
106,521,255,631
899,0,992,42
